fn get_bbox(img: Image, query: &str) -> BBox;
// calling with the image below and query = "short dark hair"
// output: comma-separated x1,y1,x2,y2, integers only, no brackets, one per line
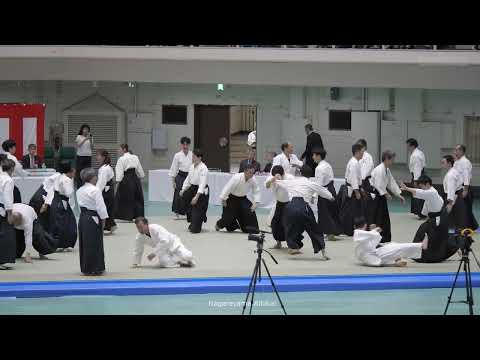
135,217,148,225
406,138,418,148
28,144,37,150
59,161,73,174
417,175,432,186
180,137,191,145
2,139,16,152
305,124,313,131
354,216,367,229
193,149,203,159
443,155,455,167
271,165,285,177
300,165,313,178
381,150,396,162
1,158,15,173
281,142,290,152
456,144,466,154
352,143,363,155
245,163,257,172
357,139,367,148
78,124,90,135
312,147,327,160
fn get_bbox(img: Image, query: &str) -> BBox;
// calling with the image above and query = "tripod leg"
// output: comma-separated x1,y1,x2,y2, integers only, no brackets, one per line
242,260,259,315
249,259,260,315
262,258,287,315
444,258,463,315
465,259,474,316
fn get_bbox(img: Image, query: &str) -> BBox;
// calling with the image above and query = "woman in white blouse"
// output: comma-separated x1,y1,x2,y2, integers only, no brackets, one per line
75,124,94,188
96,149,117,233
114,144,145,221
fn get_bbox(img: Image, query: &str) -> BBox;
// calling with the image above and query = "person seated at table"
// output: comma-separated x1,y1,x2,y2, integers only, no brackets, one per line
21,144,43,169
215,164,260,234
239,147,261,173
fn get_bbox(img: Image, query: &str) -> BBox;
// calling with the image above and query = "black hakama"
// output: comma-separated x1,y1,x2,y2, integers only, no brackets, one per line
0,205,16,265
15,220,58,258
13,185,21,204
182,185,209,233
29,185,51,232
362,177,375,226
410,171,426,217
413,210,458,263
49,191,78,249
102,179,117,231
442,189,469,232
464,188,479,230
337,183,364,236
113,168,144,221
172,170,188,215
216,194,259,233
317,181,340,236
271,201,288,242
368,190,392,243
284,197,325,253
75,156,92,188
78,207,105,274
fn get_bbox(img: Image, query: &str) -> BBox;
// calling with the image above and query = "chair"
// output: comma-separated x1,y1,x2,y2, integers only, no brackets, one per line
43,146,55,169
59,146,76,167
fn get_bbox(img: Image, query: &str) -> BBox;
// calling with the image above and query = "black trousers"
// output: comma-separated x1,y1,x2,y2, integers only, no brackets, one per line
113,169,144,221
75,156,92,188
78,208,105,274
369,192,391,243
102,180,117,231
410,171,426,217
444,189,469,232
317,181,340,236
0,209,16,265
13,186,22,204
15,219,58,258
29,185,50,232
284,198,325,253
271,201,288,242
338,185,364,236
182,185,209,233
464,187,479,230
49,192,78,249
172,171,188,215
216,195,259,233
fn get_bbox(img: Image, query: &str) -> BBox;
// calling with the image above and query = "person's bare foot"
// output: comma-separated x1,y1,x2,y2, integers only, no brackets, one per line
288,249,302,255
422,238,428,250
24,253,33,263
394,259,408,267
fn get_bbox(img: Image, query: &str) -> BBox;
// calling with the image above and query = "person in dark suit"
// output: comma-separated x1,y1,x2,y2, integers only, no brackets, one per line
21,144,43,169
239,147,261,173
301,124,324,170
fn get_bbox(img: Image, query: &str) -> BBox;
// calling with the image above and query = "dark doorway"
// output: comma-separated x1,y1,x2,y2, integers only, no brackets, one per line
194,105,230,172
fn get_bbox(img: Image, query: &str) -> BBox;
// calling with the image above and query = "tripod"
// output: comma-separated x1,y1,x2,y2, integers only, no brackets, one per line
241,237,287,315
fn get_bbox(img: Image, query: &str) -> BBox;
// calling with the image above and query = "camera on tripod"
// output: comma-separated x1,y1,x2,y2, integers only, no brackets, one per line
449,228,475,251
248,232,265,244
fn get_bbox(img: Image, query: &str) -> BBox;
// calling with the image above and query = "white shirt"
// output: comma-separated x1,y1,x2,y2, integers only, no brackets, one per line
45,174,75,208
76,135,93,157
133,224,183,265
315,160,334,187
353,229,383,267
453,155,473,187
409,148,426,181
345,157,362,197
272,152,303,176
359,151,375,180
443,167,463,202
76,182,108,220
115,152,145,182
247,131,256,146
414,187,444,217
181,162,208,195
220,173,261,203
370,163,401,197
96,164,115,193
276,177,334,203
0,172,14,216
7,153,28,177
12,203,37,249
265,173,294,203
168,151,193,178
42,172,60,192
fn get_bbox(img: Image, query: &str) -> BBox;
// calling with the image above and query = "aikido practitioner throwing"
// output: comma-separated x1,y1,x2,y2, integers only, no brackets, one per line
312,148,340,241
0,159,16,270
272,165,333,258
179,150,209,233
401,176,458,263
406,138,427,219
265,165,294,249
215,164,260,234
368,150,405,243
169,137,192,219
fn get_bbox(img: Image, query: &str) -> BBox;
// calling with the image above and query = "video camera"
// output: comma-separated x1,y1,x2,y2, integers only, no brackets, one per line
449,228,475,251
246,227,271,245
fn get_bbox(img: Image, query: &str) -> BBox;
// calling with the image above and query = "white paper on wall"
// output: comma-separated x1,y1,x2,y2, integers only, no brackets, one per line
23,117,37,154
152,127,168,150
0,118,10,153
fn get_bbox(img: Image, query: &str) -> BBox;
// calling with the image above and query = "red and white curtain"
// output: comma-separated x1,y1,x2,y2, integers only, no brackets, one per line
0,104,45,158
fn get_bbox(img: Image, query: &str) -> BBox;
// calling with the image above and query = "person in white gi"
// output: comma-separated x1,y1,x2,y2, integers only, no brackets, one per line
169,137,193,218
0,159,16,269
1,139,28,178
353,216,425,267
132,217,195,268
441,155,465,228
11,203,42,263
406,138,427,218
357,139,374,183
272,142,303,176
96,149,117,233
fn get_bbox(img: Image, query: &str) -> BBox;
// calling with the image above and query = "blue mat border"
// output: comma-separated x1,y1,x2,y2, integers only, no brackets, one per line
1,272,479,298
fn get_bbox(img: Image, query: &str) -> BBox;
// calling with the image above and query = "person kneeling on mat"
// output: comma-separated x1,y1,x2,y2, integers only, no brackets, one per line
131,217,195,268
353,216,426,267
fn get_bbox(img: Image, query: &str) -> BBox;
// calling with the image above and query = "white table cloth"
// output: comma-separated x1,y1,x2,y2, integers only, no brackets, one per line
13,169,56,204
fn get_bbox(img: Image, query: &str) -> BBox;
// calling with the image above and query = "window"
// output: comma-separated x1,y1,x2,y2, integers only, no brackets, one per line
465,116,480,164
162,105,188,125
329,110,351,131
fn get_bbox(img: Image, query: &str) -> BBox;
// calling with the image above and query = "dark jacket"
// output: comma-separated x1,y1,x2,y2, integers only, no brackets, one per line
239,159,261,173
21,154,43,169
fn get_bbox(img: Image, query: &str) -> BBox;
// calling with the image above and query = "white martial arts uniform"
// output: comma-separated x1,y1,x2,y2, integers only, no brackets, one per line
115,152,145,182
453,155,473,188
220,173,261,204
12,203,37,254
359,151,374,181
76,183,109,220
96,164,115,193
45,174,76,208
409,148,426,181
247,131,256,147
370,163,402,197
276,177,334,205
345,157,362,197
265,173,294,226
0,172,14,216
272,152,303,176
315,160,334,187
443,167,463,203
133,224,193,268
353,229,422,267
181,162,209,195
7,153,28,177
168,151,193,178
414,187,444,225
